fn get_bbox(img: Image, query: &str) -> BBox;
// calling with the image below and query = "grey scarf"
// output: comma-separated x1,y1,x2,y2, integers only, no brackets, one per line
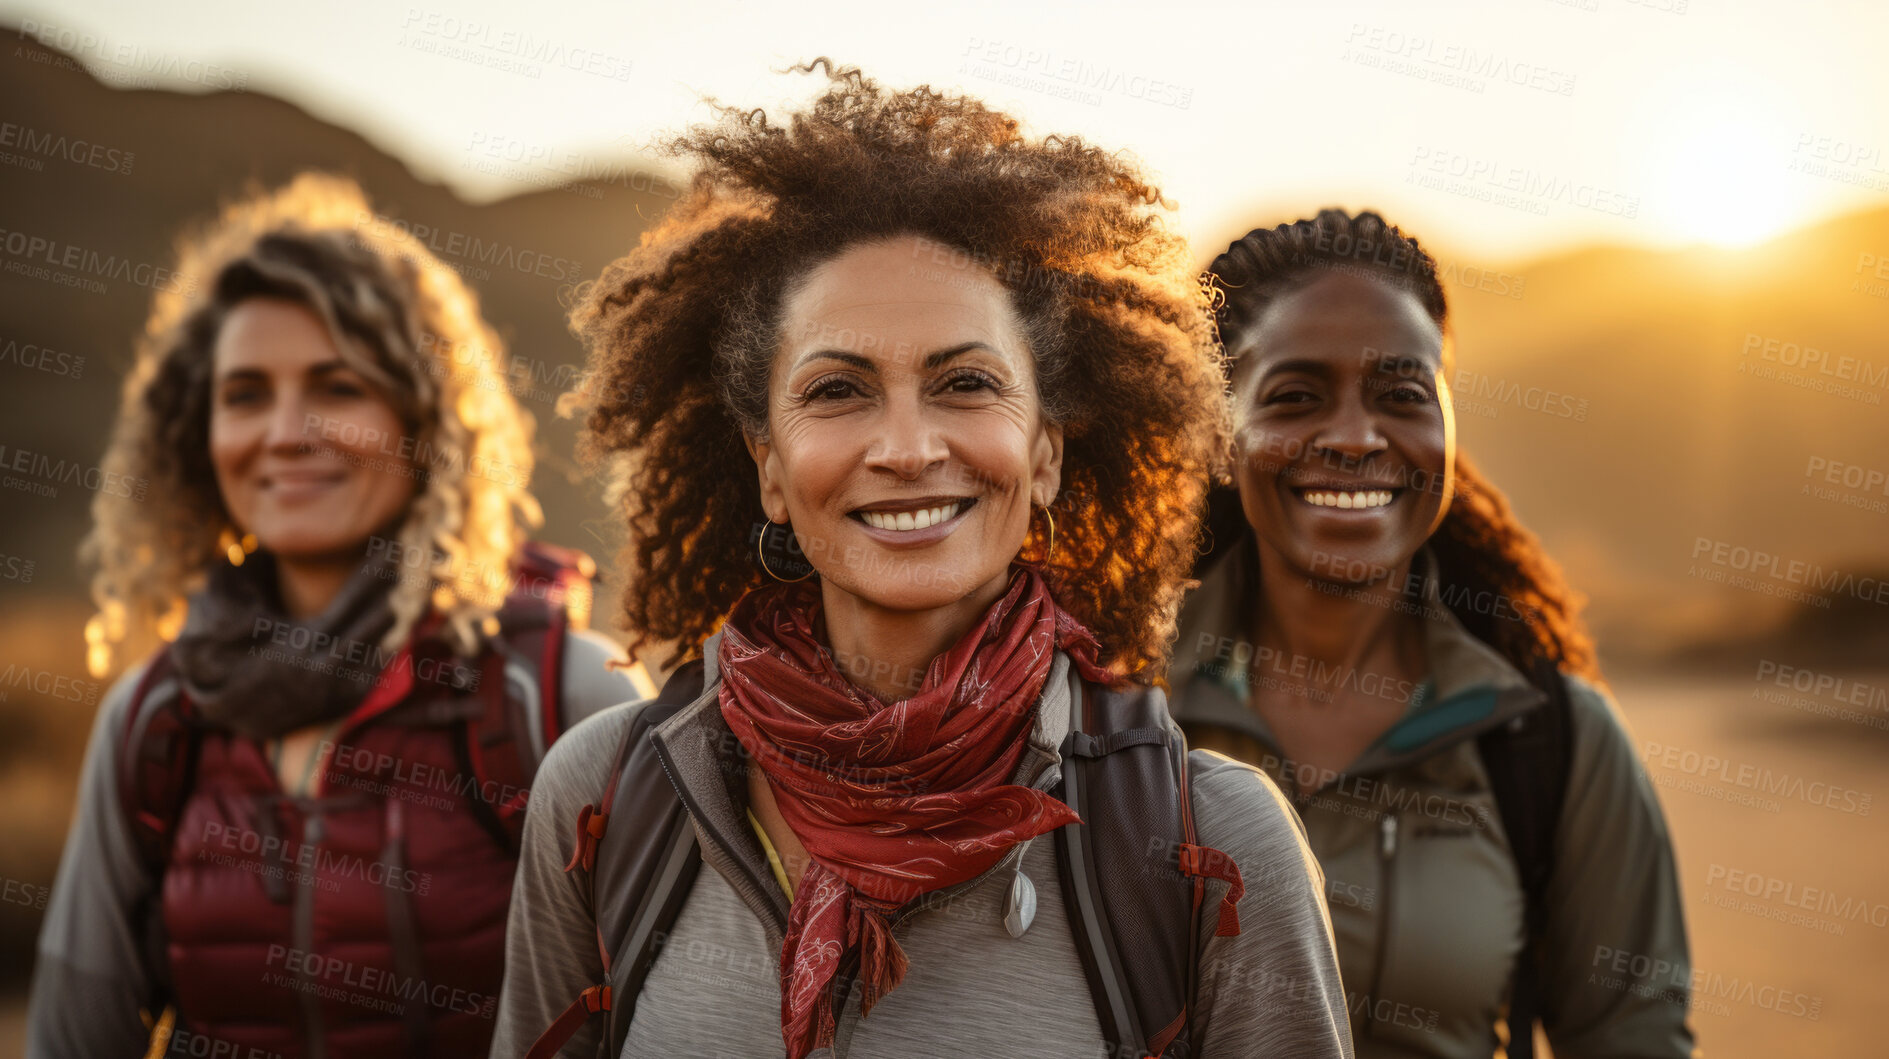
168,548,402,740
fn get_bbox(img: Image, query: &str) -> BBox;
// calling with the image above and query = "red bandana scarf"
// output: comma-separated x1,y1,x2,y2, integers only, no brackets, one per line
718,563,1113,1059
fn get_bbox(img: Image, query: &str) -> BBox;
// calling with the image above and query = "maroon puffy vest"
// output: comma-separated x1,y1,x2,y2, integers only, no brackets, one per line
119,542,594,1058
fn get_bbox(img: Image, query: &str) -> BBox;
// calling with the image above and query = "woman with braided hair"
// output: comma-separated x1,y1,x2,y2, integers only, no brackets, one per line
489,61,1352,1059
1168,209,1697,1058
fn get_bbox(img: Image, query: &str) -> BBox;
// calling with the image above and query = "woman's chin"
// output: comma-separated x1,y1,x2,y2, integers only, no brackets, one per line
825,558,1002,613
1282,537,1419,587
839,579,973,614
254,531,372,566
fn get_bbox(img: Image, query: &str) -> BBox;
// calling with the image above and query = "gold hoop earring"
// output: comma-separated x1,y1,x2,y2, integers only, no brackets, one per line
219,527,258,566
1035,505,1057,565
757,520,813,583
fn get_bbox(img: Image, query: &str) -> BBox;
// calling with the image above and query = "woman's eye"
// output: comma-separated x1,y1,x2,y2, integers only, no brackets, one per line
220,386,262,407
941,371,997,394
804,376,861,402
1263,389,1314,405
1386,385,1431,404
324,380,367,398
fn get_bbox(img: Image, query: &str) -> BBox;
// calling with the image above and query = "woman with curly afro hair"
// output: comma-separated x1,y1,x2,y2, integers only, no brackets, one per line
28,174,639,1059
492,61,1351,1059
1167,209,1697,1058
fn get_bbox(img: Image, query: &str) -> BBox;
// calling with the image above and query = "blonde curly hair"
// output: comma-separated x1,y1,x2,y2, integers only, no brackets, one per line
81,173,542,677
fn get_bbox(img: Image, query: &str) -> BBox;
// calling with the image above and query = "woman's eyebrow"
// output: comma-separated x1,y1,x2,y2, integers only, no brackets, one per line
800,350,877,372
1257,357,1332,383
214,366,268,385
798,342,1000,374
1367,353,1433,379
923,341,998,369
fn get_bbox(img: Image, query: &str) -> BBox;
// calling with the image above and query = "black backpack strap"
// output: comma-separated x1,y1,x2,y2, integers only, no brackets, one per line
527,660,705,1059
1477,657,1575,1059
1055,676,1240,1059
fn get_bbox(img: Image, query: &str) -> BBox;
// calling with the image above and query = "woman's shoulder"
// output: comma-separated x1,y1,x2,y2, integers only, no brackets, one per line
1557,670,1646,769
93,650,177,754
1185,748,1317,874
554,627,643,725
533,697,652,815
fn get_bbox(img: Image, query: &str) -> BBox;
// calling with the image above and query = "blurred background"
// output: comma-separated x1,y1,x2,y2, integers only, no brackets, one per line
0,1,1883,1055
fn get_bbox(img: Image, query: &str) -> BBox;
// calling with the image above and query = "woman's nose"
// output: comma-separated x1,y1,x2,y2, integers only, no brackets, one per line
263,390,315,451
1311,397,1389,465
863,402,948,480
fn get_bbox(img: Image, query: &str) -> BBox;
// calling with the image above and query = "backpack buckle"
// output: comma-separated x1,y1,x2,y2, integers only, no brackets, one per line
1176,842,1245,937
563,803,608,873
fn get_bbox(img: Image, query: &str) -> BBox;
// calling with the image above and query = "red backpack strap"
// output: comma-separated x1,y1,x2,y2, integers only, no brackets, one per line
117,650,199,873
499,539,594,748
457,542,596,854
116,649,200,1016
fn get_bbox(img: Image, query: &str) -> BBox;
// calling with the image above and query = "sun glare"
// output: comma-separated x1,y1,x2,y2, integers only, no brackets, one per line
1647,110,1812,250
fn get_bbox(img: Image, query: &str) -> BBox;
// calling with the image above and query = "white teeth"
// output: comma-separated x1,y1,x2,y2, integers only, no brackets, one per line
861,501,964,531
1299,489,1394,509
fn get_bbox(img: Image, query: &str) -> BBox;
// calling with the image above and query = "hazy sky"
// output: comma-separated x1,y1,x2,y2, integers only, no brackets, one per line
8,0,1887,261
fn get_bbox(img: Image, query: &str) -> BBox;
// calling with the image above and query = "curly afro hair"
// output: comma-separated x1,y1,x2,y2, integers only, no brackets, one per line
566,59,1227,681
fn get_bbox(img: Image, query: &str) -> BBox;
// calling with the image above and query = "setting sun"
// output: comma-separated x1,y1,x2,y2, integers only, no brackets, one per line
1645,102,1812,249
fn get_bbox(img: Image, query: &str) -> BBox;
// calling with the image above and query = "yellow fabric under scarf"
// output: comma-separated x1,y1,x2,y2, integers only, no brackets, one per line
747,808,796,900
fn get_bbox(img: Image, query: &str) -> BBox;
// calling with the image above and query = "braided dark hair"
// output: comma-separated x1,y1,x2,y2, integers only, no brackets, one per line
1208,208,1447,368
1204,208,1600,684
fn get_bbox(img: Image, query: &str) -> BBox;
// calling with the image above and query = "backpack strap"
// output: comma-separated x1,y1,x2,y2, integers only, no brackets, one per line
528,660,705,1059
119,651,198,870
457,541,596,856
1055,677,1242,1059
498,539,596,750
1477,657,1574,1059
116,649,198,1016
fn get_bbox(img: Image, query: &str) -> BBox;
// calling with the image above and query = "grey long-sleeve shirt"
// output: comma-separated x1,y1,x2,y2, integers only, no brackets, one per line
27,629,639,1059
487,635,1356,1058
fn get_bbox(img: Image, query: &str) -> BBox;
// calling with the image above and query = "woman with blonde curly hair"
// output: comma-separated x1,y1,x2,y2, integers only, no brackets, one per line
491,62,1351,1059
29,174,639,1058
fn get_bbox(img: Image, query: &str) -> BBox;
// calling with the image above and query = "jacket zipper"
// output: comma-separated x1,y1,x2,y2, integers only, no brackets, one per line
1361,812,1400,1038
649,735,789,933
293,811,328,1059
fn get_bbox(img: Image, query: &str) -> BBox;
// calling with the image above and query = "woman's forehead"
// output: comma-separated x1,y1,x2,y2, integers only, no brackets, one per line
1240,275,1441,371
213,298,341,370
779,237,1026,370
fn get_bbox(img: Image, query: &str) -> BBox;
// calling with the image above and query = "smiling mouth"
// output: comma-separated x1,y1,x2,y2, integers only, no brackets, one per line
1291,486,1401,510
848,498,975,531
260,469,348,494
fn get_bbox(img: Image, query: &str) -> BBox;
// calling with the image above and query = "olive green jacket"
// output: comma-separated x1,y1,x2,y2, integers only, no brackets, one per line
1166,542,1700,1059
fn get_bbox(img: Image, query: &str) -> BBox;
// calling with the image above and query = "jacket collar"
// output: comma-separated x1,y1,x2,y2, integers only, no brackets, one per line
1166,535,1546,776
650,629,1074,938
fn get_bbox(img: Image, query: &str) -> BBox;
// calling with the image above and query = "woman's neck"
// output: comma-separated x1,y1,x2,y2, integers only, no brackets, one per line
274,553,360,620
1249,540,1427,695
818,569,1013,702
